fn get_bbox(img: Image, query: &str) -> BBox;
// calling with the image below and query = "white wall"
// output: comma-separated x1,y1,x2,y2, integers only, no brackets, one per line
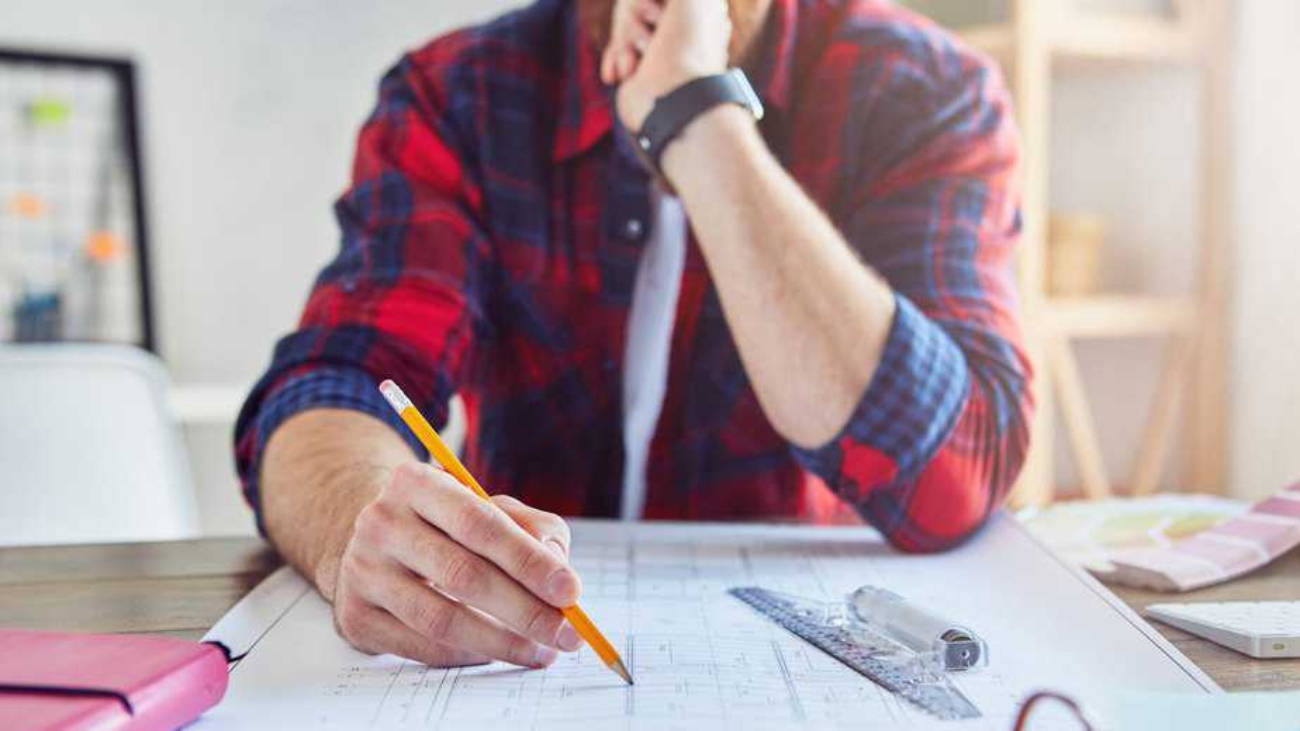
1,0,522,535
1229,0,1300,500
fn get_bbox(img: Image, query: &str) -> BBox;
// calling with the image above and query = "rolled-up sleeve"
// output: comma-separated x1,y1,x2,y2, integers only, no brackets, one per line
234,51,492,532
792,40,1034,552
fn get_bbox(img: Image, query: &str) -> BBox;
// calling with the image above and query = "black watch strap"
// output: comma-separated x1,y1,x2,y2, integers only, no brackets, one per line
635,68,764,174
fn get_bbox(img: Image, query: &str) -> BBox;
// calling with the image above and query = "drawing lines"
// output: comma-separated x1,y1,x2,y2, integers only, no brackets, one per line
313,537,980,729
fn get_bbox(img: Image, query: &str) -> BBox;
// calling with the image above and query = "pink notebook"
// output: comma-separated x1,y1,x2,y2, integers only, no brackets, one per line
0,630,229,731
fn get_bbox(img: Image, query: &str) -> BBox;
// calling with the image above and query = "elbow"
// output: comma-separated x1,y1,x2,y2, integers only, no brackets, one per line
883,509,993,555
874,398,1032,554
875,465,1001,554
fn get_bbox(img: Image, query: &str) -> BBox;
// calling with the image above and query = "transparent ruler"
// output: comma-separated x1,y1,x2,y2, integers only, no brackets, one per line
729,586,982,721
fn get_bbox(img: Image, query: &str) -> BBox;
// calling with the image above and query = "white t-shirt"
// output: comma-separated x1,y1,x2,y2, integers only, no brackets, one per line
619,193,687,520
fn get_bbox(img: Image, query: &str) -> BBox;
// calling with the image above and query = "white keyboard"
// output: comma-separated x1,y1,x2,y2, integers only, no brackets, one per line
1146,601,1300,659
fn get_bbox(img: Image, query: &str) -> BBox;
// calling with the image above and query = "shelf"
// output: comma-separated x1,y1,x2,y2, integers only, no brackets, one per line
980,1,1232,506
959,14,1204,66
958,24,1014,60
1050,14,1203,65
1047,295,1197,338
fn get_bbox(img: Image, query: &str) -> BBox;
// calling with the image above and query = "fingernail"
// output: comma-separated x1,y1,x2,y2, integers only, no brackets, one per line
545,568,578,605
544,538,568,559
533,645,559,667
558,622,584,652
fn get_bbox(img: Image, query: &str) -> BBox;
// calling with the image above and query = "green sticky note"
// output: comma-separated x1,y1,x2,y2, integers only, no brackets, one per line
26,98,72,126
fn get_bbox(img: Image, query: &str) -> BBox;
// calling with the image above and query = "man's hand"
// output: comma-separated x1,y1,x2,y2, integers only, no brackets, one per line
331,462,585,667
602,0,732,131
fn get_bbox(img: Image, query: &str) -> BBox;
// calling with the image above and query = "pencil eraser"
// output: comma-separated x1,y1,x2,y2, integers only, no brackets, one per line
378,379,411,412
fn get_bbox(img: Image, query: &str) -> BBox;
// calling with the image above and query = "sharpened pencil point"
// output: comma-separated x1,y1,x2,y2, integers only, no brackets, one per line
611,659,633,685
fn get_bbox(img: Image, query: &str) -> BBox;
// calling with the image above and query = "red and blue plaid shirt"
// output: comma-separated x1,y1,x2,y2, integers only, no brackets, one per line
235,0,1032,552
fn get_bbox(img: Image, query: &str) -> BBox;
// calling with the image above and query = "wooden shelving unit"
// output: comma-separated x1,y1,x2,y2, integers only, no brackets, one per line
962,7,1206,65
1047,296,1196,338
939,0,1235,504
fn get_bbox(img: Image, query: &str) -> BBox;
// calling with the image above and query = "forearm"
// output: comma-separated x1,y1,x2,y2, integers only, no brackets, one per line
260,409,416,600
603,0,1030,546
662,106,897,449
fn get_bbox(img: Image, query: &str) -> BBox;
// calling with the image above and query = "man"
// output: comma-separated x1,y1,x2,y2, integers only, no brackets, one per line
235,0,1031,672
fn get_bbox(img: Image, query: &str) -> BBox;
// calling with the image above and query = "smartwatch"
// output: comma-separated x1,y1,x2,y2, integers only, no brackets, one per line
634,68,765,177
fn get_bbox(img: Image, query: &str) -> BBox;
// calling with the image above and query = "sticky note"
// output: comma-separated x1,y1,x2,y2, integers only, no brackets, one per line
9,193,48,220
85,231,126,262
26,97,72,127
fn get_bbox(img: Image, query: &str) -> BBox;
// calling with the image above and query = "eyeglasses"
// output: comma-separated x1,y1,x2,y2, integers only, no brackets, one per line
1010,690,1100,731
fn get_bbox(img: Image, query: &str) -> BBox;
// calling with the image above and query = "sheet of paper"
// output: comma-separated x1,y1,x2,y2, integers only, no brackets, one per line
200,514,1216,730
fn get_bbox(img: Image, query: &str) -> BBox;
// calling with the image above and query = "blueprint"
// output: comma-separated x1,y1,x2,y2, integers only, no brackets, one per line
200,515,1216,730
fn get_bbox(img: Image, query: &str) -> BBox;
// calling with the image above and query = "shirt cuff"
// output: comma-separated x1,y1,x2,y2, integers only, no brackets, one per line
792,293,971,492
234,366,431,535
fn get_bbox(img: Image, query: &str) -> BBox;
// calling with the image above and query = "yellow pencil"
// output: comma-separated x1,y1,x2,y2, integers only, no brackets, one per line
378,379,633,685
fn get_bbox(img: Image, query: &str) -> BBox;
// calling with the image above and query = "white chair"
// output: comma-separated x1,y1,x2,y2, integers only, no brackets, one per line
0,344,199,546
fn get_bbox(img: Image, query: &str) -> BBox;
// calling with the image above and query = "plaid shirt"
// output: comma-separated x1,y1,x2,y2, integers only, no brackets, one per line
235,0,1032,551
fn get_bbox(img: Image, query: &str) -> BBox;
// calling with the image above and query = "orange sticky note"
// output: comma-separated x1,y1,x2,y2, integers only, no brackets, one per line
10,193,48,220
85,231,126,262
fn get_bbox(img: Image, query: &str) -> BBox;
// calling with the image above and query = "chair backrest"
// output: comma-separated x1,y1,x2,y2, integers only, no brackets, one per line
0,344,198,546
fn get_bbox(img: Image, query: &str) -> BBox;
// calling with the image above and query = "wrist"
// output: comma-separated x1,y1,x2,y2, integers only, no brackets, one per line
619,66,721,132
316,463,390,600
315,548,345,602
660,103,762,188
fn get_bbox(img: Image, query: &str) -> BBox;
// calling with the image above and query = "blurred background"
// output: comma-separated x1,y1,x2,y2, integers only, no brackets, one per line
0,0,1296,545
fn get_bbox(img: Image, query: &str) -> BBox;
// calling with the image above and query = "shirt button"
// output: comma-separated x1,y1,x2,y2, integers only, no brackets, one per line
623,218,644,239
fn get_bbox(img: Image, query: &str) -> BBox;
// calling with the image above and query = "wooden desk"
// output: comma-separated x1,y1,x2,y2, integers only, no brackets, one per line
1107,546,1300,692
1,537,1296,692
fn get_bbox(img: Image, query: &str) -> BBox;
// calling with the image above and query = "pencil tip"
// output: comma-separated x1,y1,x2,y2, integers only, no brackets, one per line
612,660,634,685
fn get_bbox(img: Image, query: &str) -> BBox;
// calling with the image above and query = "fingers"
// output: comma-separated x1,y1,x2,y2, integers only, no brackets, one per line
627,16,654,54
602,30,645,86
600,0,663,85
492,494,572,559
356,562,561,668
382,511,582,651
391,464,583,608
387,463,582,606
335,587,500,669
336,601,490,668
632,0,663,26
600,45,617,85
617,48,637,81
